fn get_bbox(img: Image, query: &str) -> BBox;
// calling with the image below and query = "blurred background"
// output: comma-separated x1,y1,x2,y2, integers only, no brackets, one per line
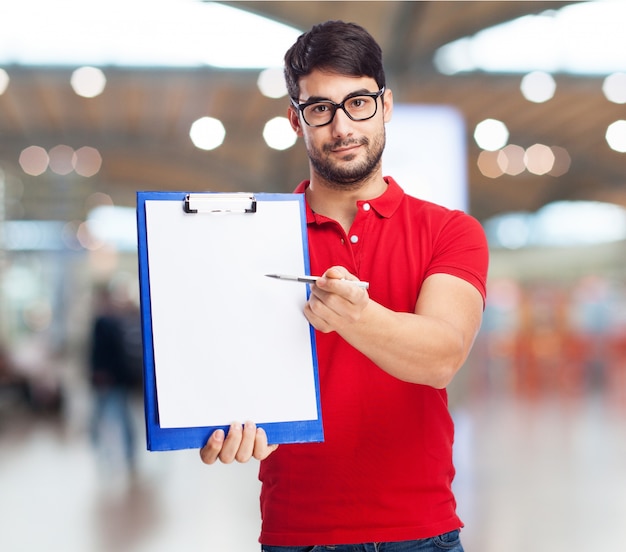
1,1,626,551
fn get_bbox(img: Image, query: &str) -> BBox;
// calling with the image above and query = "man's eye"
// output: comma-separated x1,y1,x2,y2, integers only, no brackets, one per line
311,104,330,113
349,97,368,109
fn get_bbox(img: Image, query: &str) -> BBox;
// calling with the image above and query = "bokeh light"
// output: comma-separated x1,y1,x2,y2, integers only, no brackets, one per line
602,72,626,104
76,220,103,250
474,118,509,151
478,144,570,178
525,143,555,175
477,150,503,178
19,146,49,176
257,67,287,99
549,146,572,176
263,117,296,150
73,146,102,177
606,120,626,152
189,117,226,150
520,71,556,103
498,144,526,176
70,66,107,98
48,145,74,175
61,220,83,251
0,68,9,94
84,192,113,212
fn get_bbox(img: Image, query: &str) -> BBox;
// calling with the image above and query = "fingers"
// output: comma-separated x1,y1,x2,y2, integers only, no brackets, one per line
316,266,352,289
306,269,369,333
253,427,280,460
234,421,257,462
319,265,347,282
199,422,279,465
199,428,225,465
316,267,368,302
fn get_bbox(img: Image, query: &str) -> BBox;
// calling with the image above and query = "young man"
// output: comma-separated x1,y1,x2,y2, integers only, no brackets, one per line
200,20,488,552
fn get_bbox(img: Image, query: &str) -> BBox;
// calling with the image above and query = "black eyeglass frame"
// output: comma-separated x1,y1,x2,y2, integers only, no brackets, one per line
291,87,386,128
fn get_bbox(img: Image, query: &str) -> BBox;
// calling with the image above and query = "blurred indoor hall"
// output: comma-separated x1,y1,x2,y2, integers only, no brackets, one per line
1,373,625,552
4,2,626,551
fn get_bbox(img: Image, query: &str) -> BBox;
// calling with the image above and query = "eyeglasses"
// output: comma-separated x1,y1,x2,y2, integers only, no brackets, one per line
291,87,385,128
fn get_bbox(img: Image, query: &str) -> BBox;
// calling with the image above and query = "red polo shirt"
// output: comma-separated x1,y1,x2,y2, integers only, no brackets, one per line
259,177,488,546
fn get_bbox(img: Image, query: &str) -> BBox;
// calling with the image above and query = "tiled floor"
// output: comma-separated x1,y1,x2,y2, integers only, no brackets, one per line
1,386,625,552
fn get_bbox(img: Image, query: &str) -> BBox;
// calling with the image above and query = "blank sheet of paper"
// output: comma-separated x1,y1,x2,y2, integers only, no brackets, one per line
144,197,319,429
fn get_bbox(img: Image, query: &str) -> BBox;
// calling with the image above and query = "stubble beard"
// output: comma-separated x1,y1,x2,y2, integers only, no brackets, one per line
306,129,386,191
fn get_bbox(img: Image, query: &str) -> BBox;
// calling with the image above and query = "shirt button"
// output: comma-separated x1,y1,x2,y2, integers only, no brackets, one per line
350,235,359,244
362,203,371,211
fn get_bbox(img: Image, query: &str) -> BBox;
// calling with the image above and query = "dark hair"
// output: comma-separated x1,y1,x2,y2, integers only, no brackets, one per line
284,20,386,100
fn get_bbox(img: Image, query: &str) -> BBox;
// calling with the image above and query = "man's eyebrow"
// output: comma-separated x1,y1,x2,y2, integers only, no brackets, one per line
300,88,375,104
300,95,330,104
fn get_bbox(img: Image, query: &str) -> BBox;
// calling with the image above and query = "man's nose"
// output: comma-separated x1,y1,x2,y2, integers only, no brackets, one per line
330,106,353,135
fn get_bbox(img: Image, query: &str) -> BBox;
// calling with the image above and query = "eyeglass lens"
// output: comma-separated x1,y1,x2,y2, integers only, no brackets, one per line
303,95,378,126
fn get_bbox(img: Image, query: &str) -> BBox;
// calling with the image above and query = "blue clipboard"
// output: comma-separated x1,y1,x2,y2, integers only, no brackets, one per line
137,191,324,451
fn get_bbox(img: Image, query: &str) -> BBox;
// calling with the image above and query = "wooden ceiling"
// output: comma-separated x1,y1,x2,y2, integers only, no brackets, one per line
1,1,625,225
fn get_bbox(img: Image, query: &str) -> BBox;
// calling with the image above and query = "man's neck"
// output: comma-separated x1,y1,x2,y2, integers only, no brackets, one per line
306,172,387,233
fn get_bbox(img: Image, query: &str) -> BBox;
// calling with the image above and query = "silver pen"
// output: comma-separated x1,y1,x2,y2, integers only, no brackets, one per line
265,273,369,290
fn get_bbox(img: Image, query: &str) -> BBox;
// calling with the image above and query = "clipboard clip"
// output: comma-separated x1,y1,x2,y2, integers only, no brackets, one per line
183,193,257,214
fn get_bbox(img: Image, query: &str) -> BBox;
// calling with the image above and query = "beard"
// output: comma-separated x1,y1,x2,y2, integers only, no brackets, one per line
305,127,386,190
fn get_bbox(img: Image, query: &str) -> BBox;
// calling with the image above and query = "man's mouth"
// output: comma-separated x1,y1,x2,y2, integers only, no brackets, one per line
333,145,359,154
327,139,365,154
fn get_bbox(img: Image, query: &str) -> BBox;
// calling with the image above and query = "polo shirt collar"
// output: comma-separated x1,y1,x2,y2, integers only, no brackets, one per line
295,176,405,223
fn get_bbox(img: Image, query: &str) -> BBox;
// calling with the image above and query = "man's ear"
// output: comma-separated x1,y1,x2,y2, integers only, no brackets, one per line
383,88,393,123
288,106,304,137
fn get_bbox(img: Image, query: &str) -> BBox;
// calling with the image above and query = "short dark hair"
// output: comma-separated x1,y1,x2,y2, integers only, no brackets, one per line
284,20,386,100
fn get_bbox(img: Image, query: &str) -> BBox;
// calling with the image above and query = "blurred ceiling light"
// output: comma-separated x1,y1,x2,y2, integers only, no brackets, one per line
492,213,533,249
0,68,9,94
19,146,49,176
548,146,571,176
485,201,626,248
73,146,102,177
48,145,75,175
258,67,287,99
533,200,626,246
477,150,503,178
524,143,555,175
602,72,626,104
498,144,526,175
189,116,225,150
520,71,556,103
0,1,301,69
474,118,509,151
71,66,106,98
87,205,137,251
2,265,39,299
263,117,297,150
606,120,626,152
85,192,114,211
62,220,83,250
435,2,626,76
77,220,103,250
3,220,66,250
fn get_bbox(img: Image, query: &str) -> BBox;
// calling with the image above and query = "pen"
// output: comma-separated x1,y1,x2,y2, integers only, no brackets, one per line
266,273,369,290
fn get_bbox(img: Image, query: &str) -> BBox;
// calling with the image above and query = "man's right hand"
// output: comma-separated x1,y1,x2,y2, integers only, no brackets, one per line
199,421,279,465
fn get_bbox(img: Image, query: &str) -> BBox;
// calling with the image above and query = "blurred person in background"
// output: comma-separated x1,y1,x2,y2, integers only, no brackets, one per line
199,20,488,552
88,280,141,476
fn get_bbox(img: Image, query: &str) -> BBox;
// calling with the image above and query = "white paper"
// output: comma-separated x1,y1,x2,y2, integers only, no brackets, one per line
145,198,319,428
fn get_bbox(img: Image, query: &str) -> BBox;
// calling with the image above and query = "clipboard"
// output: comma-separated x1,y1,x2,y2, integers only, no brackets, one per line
136,191,324,451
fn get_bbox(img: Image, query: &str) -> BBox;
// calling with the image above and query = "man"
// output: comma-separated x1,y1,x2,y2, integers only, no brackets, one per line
89,283,140,473
200,20,488,552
